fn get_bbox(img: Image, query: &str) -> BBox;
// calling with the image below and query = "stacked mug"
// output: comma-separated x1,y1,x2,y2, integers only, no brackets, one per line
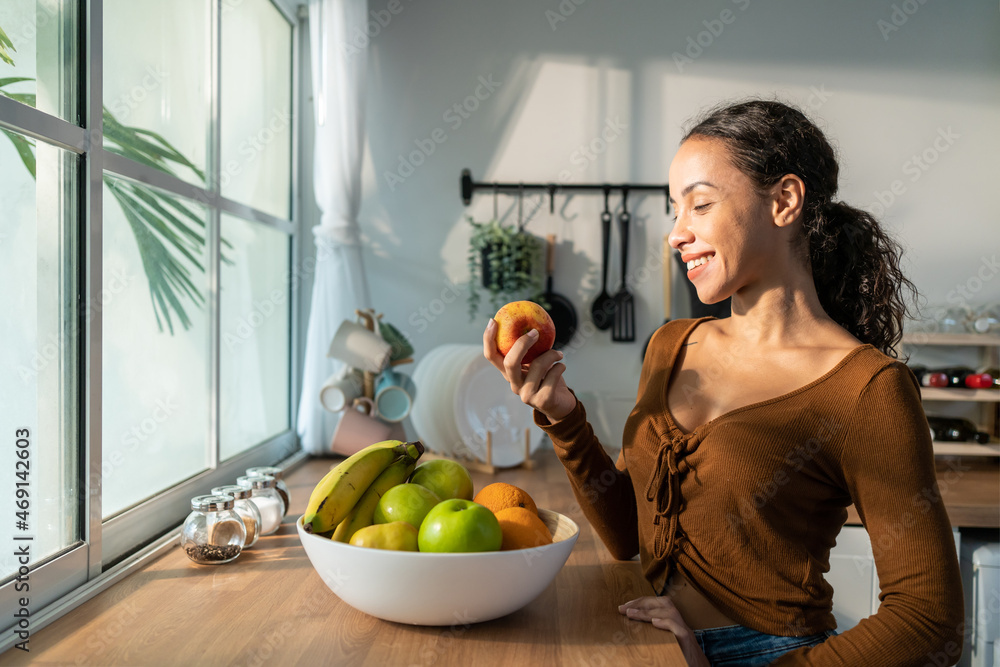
320,318,415,456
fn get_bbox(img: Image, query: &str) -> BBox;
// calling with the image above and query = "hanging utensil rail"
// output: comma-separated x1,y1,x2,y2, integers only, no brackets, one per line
460,168,671,214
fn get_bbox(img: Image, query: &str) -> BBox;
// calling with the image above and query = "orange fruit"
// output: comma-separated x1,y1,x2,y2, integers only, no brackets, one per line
473,482,538,516
495,507,552,551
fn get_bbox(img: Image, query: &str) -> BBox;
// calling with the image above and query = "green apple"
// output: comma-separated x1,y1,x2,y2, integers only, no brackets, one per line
417,499,502,553
348,521,419,551
374,483,441,530
410,460,474,501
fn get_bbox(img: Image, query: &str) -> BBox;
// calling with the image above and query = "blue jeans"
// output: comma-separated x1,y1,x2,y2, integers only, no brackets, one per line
693,624,838,667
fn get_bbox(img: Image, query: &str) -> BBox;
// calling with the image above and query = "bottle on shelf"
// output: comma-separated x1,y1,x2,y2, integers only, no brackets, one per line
933,366,994,390
975,366,1000,389
926,416,991,444
908,365,950,388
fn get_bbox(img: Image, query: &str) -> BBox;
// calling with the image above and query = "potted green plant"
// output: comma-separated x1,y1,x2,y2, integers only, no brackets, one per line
466,217,544,320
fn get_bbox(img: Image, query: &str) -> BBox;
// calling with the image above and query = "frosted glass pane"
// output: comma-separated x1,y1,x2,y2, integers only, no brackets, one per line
0,137,79,578
0,0,78,122
219,214,290,460
101,176,210,517
220,0,292,219
104,0,209,187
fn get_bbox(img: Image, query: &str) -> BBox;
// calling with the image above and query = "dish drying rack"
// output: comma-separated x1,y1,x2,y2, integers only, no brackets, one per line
420,428,539,475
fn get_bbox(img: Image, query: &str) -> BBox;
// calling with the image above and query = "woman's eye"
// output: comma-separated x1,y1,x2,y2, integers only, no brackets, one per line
694,203,712,212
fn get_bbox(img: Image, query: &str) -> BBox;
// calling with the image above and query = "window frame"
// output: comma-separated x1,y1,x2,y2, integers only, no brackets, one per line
0,0,305,647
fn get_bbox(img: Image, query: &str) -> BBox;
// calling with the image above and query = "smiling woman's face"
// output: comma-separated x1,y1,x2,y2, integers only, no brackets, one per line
667,136,783,305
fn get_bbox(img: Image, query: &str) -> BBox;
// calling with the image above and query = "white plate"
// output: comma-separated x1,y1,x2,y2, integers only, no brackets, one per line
433,346,482,459
410,345,454,455
453,355,539,467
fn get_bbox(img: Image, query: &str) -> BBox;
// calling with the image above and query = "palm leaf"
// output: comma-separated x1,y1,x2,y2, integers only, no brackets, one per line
0,77,35,109
0,26,15,67
2,129,35,177
2,65,237,334
4,92,35,107
103,111,206,182
108,178,206,333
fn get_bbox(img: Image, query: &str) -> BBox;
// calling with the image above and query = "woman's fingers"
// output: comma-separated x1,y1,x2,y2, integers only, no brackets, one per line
482,320,505,370
482,321,574,418
619,596,685,625
521,348,564,388
619,596,669,612
619,597,706,665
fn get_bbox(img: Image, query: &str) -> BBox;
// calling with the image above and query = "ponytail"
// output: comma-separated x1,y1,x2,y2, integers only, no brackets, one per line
805,200,916,357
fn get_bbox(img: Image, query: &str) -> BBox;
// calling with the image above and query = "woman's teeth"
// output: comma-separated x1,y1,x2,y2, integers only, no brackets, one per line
686,254,715,270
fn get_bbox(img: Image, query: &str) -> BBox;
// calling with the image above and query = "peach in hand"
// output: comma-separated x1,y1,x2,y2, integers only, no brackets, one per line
493,301,556,365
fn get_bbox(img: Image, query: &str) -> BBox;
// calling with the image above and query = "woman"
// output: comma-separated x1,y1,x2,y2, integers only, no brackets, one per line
482,100,964,666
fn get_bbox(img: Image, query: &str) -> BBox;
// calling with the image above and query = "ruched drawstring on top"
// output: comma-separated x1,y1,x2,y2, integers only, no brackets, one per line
645,431,701,560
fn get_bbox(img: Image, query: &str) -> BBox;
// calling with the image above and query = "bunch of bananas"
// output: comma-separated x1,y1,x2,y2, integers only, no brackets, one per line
302,439,425,542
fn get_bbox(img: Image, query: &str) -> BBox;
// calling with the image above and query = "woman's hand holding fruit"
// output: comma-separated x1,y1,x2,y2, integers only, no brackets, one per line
483,318,576,424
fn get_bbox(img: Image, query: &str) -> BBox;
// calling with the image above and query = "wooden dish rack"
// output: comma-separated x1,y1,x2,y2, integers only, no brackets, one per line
420,428,539,475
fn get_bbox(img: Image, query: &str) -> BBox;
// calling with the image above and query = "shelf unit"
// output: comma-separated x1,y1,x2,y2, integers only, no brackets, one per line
902,332,1000,457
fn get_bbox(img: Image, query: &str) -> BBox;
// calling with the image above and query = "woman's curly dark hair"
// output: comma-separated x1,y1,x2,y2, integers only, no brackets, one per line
683,99,918,357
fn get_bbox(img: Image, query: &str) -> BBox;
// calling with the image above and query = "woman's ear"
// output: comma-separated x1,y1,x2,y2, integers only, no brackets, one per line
772,174,805,228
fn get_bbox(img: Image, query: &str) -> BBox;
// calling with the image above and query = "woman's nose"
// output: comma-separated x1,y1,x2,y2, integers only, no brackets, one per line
667,215,692,251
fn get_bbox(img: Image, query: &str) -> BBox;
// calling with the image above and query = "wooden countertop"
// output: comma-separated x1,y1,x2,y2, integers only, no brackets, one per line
3,451,685,666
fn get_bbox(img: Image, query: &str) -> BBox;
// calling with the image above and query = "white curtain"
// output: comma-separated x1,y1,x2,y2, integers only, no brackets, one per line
297,0,371,454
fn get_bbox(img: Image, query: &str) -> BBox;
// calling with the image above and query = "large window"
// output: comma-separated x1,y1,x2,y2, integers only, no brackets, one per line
0,0,300,640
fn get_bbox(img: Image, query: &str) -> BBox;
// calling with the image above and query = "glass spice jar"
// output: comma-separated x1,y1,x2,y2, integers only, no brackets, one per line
211,484,261,549
181,494,246,565
246,465,290,517
237,475,283,536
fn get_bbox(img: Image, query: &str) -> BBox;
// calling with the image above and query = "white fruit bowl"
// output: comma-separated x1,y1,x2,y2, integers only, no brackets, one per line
296,508,580,626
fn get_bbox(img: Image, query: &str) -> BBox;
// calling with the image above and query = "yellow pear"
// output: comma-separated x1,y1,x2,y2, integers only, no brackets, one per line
348,521,419,551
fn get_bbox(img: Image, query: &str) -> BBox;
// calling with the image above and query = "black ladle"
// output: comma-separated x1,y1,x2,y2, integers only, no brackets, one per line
591,188,615,330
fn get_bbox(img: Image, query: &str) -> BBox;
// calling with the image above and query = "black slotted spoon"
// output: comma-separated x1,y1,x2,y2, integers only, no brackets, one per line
611,192,634,342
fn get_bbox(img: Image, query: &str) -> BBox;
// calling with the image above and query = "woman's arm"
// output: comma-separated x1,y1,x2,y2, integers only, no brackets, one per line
482,320,640,560
535,398,640,561
772,363,965,667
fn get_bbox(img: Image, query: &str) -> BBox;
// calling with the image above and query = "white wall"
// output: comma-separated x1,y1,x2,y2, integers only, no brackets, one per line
311,0,1000,447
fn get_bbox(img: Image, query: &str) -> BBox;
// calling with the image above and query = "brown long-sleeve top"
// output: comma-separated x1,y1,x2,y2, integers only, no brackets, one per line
536,317,964,666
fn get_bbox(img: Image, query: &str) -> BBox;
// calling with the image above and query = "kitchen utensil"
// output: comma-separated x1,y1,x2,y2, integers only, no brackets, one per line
434,346,483,459
296,508,580,626
319,367,364,412
327,319,392,374
329,397,395,456
378,319,414,362
542,234,578,350
590,190,615,330
410,345,444,452
642,235,673,359
409,344,482,457
453,355,538,467
374,368,416,423
611,195,635,342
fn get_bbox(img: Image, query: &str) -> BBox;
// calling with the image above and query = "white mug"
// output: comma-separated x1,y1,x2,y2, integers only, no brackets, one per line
327,320,392,374
319,368,364,412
